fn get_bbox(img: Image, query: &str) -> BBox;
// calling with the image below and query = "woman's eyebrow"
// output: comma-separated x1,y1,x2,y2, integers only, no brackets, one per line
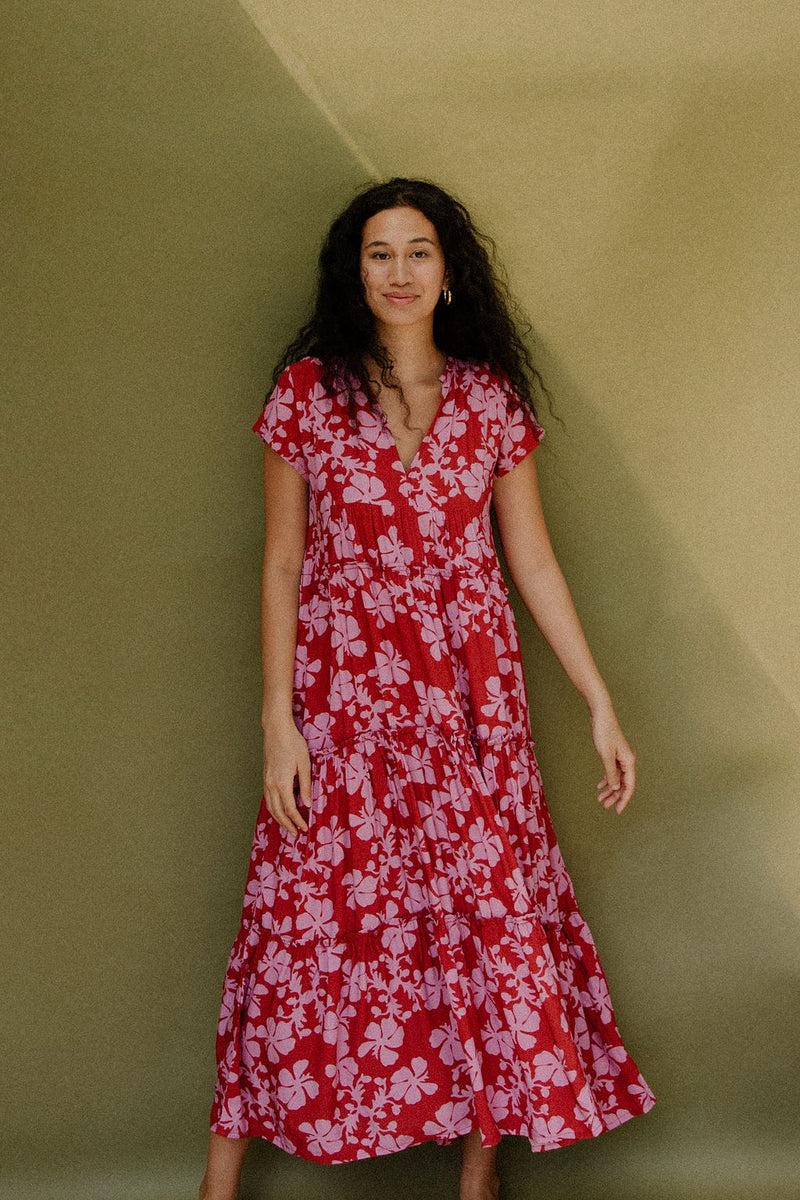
363,237,437,249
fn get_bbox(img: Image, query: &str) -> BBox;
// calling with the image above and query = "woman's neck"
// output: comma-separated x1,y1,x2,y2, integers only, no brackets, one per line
368,326,446,386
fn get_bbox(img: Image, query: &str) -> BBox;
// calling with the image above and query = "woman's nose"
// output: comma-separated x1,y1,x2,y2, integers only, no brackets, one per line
389,257,411,286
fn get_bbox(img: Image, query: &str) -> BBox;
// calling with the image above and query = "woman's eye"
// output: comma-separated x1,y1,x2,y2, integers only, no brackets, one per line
368,250,429,260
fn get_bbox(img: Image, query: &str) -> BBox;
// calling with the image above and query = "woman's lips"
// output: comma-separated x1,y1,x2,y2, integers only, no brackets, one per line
385,294,418,304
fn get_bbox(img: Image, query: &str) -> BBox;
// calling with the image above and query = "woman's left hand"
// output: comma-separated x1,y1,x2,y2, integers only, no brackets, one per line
590,704,636,814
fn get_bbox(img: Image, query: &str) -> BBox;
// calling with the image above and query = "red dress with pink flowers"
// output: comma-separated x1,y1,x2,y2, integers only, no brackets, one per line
209,355,656,1163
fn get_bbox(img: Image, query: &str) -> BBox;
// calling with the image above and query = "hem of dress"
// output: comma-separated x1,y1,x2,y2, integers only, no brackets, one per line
209,1093,657,1165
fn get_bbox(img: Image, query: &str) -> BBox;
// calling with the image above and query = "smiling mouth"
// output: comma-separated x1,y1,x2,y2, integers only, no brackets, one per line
385,293,418,302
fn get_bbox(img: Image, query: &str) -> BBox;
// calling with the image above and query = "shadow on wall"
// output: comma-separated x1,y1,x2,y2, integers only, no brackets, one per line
507,349,800,1199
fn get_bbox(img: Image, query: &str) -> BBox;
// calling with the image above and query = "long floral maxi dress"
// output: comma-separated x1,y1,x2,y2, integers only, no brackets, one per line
209,355,656,1163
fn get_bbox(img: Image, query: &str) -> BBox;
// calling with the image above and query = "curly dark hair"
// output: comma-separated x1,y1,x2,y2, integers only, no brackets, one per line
272,176,550,428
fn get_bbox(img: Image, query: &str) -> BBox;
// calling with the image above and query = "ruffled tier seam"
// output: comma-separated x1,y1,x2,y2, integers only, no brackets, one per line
305,559,505,582
306,722,536,761
250,904,583,950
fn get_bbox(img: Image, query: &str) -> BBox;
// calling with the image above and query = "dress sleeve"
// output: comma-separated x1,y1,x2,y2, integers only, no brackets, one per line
252,363,310,482
493,384,545,478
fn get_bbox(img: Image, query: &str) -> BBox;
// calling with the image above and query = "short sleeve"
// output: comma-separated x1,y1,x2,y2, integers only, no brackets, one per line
252,362,310,481
493,386,545,477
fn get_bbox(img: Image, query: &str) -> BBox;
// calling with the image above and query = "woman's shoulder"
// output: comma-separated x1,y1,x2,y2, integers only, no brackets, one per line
275,355,325,386
269,357,331,411
451,357,516,397
454,359,543,440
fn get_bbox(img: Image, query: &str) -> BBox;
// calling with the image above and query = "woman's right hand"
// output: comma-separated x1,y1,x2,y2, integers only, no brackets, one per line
262,721,312,838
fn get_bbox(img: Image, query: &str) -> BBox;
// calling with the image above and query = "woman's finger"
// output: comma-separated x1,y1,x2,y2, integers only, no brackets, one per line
619,755,636,805
597,753,620,799
265,779,309,837
296,754,313,807
594,728,636,813
266,805,296,837
599,765,635,813
283,797,309,835
265,782,300,837
597,784,621,805
264,790,288,833
597,769,626,811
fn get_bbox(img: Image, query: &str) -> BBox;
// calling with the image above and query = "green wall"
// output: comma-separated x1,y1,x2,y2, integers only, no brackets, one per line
1,1,365,1194
4,1,800,1198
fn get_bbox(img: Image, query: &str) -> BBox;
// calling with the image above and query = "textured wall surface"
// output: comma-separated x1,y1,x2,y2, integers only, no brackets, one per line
1,1,365,1194
3,1,799,1197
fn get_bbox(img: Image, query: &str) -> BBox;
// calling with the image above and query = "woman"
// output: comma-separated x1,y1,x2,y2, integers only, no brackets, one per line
200,178,656,1200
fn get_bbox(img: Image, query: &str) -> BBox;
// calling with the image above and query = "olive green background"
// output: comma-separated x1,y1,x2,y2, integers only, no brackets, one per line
2,1,799,1197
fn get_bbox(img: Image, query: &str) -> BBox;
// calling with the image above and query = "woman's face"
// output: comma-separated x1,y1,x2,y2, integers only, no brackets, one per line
359,206,449,333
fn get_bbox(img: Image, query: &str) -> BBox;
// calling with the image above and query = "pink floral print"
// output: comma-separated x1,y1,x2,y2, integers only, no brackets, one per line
209,356,656,1162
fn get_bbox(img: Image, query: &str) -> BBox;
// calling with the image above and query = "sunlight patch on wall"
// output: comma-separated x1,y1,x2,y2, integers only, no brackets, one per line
236,0,380,179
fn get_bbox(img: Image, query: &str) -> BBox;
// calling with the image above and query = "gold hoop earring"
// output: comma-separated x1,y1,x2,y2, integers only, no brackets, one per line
443,288,452,306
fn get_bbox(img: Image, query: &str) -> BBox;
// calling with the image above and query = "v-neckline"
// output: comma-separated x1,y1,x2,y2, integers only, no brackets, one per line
378,355,453,477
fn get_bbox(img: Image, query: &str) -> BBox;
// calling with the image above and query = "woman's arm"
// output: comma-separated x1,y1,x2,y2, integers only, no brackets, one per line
260,444,312,837
492,452,636,813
